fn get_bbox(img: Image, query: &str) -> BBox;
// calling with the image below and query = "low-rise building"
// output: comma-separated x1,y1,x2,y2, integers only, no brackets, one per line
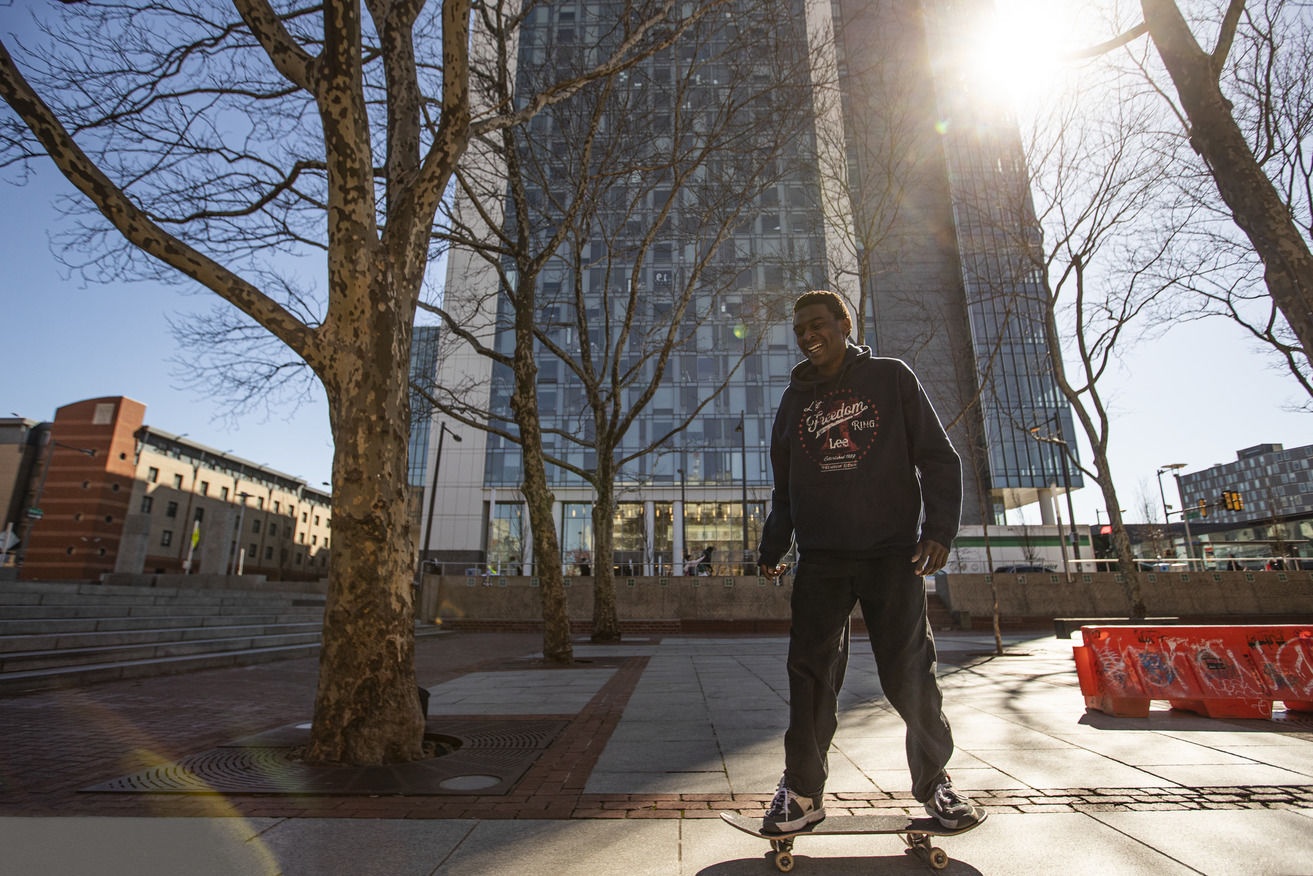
10,397,331,581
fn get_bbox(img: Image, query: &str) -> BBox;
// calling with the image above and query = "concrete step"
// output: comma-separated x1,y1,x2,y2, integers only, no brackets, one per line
0,602,326,621
0,629,327,672
0,620,324,653
0,612,324,636
0,580,327,605
0,642,327,694
0,624,446,695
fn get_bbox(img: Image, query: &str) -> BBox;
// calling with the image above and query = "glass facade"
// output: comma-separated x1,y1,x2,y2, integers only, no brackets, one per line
481,0,826,500
407,326,441,488
437,0,1091,569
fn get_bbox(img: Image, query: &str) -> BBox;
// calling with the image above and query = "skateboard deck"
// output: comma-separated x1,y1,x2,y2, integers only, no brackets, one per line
721,809,987,872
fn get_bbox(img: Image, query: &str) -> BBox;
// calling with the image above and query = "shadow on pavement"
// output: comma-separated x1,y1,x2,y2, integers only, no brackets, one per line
696,852,986,874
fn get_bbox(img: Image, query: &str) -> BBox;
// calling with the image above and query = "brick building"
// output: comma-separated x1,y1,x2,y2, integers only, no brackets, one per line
11,397,331,581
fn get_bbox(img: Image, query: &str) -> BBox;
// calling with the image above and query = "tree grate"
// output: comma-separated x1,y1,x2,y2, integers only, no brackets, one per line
83,717,568,796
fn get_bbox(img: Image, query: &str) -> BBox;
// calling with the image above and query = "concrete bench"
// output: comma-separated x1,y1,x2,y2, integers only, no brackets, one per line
1053,617,1180,639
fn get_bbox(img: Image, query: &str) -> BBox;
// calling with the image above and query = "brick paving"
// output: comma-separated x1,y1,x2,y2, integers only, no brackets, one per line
3,630,1312,822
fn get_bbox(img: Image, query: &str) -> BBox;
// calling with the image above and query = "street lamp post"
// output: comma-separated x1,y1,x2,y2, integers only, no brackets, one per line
419,422,461,582
1028,425,1081,570
677,465,686,575
1172,470,1197,572
228,490,252,575
735,413,747,574
1156,463,1187,568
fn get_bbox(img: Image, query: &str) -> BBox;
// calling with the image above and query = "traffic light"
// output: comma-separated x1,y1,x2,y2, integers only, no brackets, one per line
1221,490,1246,512
1233,490,1244,511
1199,499,1208,518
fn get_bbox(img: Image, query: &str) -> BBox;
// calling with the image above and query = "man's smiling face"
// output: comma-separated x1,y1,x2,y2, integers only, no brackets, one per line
793,302,851,378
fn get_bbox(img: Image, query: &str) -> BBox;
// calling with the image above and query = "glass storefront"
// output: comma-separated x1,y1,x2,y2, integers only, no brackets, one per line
683,501,765,575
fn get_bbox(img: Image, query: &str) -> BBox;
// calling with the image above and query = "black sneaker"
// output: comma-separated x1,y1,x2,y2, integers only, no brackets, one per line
924,776,980,829
761,778,825,834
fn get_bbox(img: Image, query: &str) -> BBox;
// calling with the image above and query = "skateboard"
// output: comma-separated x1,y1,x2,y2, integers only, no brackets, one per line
721,808,987,872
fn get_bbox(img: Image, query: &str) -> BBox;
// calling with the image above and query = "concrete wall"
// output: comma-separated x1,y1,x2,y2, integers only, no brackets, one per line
423,570,1313,627
421,574,795,626
99,572,329,595
938,571,1313,620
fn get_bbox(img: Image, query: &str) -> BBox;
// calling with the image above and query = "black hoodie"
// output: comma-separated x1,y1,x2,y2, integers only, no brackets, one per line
757,343,962,567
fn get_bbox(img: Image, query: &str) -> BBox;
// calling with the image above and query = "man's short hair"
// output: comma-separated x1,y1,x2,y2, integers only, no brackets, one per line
794,290,851,325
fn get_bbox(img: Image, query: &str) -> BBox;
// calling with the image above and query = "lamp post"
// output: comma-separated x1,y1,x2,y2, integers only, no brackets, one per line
1172,469,1197,572
228,490,252,575
419,422,461,582
1156,463,1187,567
677,465,686,574
735,413,747,574
1028,425,1081,568
15,431,97,569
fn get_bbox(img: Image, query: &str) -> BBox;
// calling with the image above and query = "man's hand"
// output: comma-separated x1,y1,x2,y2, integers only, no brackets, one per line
759,561,789,581
911,539,948,577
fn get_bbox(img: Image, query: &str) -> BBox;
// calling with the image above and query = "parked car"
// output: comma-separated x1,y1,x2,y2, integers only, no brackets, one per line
992,564,1057,573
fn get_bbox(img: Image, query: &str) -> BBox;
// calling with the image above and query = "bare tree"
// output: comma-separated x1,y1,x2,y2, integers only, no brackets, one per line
1004,48,1194,618
424,0,813,645
0,0,728,763
1081,1,1313,390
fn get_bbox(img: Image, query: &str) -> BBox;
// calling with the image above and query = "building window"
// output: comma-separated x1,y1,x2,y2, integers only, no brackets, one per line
298,532,305,544
194,507,204,522
220,486,229,500
141,496,153,513
314,515,320,525
302,511,308,522
166,501,178,518
295,553,303,565
148,466,159,483
200,481,209,496
264,546,273,560
248,544,257,558
161,530,173,547
312,535,318,545
274,501,281,513
258,497,264,509
173,474,184,489
269,523,278,537
253,519,261,533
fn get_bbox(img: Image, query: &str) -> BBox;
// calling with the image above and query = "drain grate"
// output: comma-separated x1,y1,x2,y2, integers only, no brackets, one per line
84,717,569,797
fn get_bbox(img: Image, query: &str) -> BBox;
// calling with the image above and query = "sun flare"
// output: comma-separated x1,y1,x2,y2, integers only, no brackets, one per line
958,0,1075,108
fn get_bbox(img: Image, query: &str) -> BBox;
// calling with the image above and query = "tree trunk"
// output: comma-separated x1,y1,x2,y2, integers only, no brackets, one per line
590,471,621,644
1141,0,1313,378
306,309,424,765
1101,485,1147,619
510,283,573,664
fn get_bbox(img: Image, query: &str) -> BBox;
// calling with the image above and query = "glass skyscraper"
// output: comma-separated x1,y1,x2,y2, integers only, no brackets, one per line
425,0,1081,573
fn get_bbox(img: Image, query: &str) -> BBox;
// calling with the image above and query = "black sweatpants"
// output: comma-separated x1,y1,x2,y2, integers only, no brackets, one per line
782,556,954,803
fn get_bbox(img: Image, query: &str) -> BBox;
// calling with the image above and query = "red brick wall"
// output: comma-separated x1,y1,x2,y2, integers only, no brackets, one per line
21,397,145,580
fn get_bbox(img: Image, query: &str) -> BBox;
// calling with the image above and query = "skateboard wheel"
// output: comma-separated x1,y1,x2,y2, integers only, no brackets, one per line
929,847,949,869
774,850,794,872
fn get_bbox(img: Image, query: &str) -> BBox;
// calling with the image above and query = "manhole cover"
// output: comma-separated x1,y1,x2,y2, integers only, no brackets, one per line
439,775,501,791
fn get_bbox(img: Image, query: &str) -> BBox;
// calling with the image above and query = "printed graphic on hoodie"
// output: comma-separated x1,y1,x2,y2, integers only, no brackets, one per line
799,389,880,472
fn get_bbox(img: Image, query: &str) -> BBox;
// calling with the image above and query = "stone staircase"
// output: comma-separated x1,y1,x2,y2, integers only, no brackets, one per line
0,580,443,695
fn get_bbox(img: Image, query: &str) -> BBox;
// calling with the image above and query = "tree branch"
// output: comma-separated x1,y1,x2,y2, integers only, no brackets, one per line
0,39,318,365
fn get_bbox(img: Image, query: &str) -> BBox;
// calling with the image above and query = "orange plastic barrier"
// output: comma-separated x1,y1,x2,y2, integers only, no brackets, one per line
1072,625,1313,719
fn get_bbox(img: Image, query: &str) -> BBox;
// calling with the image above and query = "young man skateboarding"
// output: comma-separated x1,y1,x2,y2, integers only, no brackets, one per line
756,290,980,833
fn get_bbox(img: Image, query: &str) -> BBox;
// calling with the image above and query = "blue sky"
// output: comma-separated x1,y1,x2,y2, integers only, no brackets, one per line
2,2,1308,528
7,159,1308,527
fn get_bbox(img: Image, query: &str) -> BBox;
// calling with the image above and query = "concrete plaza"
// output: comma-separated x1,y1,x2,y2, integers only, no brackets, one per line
2,629,1311,874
